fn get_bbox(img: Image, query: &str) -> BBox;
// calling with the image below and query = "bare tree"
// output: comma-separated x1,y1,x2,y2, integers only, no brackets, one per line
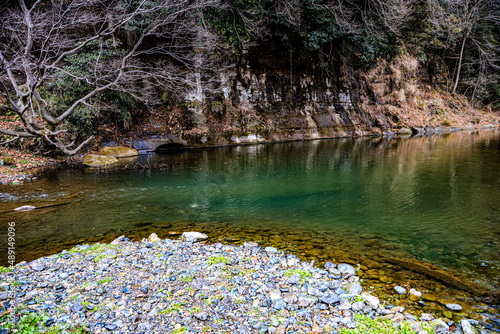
0,0,220,154
321,0,415,39
427,0,500,95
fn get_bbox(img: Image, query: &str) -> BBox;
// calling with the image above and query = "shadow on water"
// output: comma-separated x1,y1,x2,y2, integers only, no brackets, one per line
1,130,500,329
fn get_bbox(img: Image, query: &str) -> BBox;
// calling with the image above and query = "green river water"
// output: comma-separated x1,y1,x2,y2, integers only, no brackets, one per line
1,130,499,326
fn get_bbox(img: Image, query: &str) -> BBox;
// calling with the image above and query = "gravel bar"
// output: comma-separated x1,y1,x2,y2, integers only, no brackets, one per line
0,233,486,333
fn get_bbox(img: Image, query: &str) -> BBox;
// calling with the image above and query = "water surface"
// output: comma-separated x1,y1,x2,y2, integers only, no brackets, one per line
1,131,499,293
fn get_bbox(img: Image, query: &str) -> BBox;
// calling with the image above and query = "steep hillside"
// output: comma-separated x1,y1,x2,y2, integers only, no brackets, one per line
108,54,498,151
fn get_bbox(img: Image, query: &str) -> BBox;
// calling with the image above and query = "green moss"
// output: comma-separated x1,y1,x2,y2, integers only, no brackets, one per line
0,266,13,273
340,314,435,334
1,310,89,333
97,277,111,285
207,255,230,265
284,269,312,280
101,146,138,158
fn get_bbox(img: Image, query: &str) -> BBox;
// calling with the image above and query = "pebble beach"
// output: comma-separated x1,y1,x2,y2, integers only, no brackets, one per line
0,232,487,334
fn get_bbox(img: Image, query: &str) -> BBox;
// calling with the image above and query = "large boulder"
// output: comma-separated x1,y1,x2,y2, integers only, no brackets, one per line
83,154,119,167
396,127,412,135
102,146,139,158
2,156,14,165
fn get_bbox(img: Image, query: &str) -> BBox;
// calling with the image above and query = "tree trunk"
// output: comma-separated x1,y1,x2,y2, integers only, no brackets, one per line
452,33,467,95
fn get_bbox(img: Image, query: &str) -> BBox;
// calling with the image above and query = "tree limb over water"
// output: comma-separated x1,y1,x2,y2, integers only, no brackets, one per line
0,0,220,154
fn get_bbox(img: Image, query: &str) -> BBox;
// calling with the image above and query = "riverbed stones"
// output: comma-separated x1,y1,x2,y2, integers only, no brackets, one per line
111,235,126,245
361,292,380,309
287,273,301,285
433,319,450,334
409,288,422,301
445,303,463,312
351,301,365,312
460,319,474,334
180,231,208,240
82,154,119,167
283,293,297,304
337,264,356,277
102,146,139,158
243,241,258,247
29,261,44,271
420,313,435,321
349,282,362,296
70,302,84,313
0,233,482,334
397,127,412,135
148,233,161,242
193,311,209,321
394,286,407,295
265,246,279,253
320,293,340,305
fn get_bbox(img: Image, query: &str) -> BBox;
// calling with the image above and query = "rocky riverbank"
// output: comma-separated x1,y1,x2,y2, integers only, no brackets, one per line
0,233,487,333
0,148,58,185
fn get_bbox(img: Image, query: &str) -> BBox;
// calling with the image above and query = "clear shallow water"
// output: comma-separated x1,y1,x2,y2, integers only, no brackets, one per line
1,131,499,291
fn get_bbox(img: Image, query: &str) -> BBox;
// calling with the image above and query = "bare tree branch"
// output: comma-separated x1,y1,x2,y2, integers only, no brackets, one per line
0,0,222,155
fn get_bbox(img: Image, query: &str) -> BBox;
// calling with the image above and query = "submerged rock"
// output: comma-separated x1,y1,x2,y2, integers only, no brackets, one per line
409,288,422,301
181,231,208,240
13,205,36,211
386,257,485,295
82,154,119,167
337,264,356,277
394,286,406,295
445,303,463,312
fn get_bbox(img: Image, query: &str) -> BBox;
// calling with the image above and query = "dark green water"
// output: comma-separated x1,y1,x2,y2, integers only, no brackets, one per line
1,131,499,291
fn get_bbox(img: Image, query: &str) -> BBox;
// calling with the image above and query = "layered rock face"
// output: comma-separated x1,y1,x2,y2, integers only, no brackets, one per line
122,55,498,151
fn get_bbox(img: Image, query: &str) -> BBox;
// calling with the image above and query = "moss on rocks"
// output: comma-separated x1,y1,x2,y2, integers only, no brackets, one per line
102,146,139,158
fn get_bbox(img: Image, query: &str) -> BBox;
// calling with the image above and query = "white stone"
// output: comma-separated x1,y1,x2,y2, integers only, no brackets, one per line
434,319,449,332
420,313,435,321
446,303,463,312
409,288,422,301
110,235,125,245
337,264,356,277
361,292,380,309
13,205,36,211
460,320,474,334
411,321,423,333
148,233,161,242
338,301,351,310
269,289,281,300
394,286,406,295
181,232,208,240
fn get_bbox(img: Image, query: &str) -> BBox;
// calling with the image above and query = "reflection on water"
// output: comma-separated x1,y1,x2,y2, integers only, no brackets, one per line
1,131,499,291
